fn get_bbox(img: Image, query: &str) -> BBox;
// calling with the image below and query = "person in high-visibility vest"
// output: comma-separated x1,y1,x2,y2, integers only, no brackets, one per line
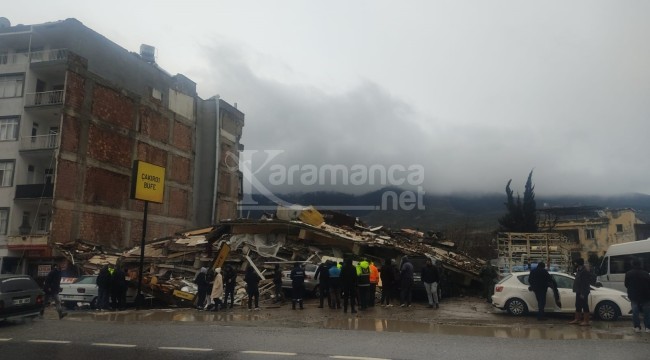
369,261,379,308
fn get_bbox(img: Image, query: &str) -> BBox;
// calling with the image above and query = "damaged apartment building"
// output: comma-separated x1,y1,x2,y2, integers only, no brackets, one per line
0,18,244,279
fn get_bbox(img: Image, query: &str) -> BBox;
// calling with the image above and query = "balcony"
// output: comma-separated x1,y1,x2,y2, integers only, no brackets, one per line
19,134,59,151
0,52,29,66
7,234,49,251
15,183,54,200
24,90,64,107
29,49,67,64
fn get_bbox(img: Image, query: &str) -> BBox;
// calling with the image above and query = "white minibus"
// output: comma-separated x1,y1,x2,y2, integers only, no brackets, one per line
596,238,650,292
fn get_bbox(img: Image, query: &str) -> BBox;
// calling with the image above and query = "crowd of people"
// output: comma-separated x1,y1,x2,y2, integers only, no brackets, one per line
193,256,442,313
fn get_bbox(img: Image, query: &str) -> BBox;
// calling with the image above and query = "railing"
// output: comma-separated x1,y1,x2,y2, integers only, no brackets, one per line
0,52,29,66
24,90,64,106
15,183,54,199
29,49,67,63
19,133,59,151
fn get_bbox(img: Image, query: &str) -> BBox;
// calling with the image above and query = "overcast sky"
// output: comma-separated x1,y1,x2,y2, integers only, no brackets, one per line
5,1,650,196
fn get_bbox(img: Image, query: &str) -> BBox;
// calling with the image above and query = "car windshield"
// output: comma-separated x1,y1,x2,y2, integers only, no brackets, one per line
74,276,98,284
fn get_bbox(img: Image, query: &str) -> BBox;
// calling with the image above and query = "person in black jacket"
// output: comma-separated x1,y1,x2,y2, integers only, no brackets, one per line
96,264,111,310
43,263,67,319
194,267,209,310
314,261,331,308
421,258,440,309
111,266,128,311
223,265,236,309
625,258,650,332
290,263,306,310
244,266,261,310
380,259,395,307
340,258,358,314
273,264,284,304
528,262,557,321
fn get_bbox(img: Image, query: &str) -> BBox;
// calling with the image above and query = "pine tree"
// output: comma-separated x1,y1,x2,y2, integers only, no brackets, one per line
498,170,537,232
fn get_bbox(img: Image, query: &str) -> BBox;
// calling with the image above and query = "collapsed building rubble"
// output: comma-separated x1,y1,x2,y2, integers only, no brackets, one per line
53,206,487,307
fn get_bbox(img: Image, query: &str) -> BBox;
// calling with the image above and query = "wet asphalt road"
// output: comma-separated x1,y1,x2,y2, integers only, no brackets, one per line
1,300,649,360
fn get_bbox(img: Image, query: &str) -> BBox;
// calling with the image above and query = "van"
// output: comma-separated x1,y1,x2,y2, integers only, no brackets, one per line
596,238,650,292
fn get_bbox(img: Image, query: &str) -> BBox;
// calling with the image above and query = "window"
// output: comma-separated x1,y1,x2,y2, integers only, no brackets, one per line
37,213,49,232
0,160,15,186
552,274,574,289
0,74,24,98
0,208,8,235
585,229,595,240
0,117,19,141
616,224,623,233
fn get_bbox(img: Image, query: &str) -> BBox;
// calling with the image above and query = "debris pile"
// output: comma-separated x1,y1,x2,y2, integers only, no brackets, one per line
53,205,487,307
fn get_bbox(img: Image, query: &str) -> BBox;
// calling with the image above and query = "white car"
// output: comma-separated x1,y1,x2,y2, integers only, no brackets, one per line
491,271,631,321
59,275,142,309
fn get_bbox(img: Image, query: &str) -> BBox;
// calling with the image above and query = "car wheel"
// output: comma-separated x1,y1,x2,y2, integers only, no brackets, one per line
505,298,528,316
312,285,320,299
595,301,620,321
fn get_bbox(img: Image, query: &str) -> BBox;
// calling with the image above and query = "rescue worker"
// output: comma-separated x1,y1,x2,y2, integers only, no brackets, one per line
96,264,111,310
356,258,371,310
290,262,306,310
368,261,379,307
111,265,128,311
329,261,342,309
340,258,358,314
314,261,331,308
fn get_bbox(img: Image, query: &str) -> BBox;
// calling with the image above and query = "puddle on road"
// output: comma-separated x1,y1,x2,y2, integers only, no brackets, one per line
69,310,263,323
323,318,638,341
65,310,642,341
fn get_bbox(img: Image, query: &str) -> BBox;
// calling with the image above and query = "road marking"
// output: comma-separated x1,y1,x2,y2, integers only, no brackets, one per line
330,357,391,360
158,346,212,352
0,338,12,341
28,340,71,344
92,343,137,348
242,350,298,356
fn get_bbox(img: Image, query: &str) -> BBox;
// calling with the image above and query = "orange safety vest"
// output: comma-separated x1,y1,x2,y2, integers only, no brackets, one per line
369,263,379,284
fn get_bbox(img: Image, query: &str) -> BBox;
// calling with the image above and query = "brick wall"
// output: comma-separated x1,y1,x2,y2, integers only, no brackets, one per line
65,71,85,111
91,85,135,130
136,141,167,168
79,212,125,249
172,120,192,152
169,187,188,218
169,154,190,184
54,159,80,201
139,107,169,143
87,124,133,168
84,166,130,208
59,114,80,153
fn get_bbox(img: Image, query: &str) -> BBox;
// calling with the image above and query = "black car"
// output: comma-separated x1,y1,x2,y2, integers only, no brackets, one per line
0,274,45,322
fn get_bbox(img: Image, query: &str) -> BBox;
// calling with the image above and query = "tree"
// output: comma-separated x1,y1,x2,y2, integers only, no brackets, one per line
498,170,538,232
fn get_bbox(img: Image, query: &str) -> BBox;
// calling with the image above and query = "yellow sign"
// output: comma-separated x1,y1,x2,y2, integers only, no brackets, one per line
212,243,231,269
131,160,165,203
172,289,195,301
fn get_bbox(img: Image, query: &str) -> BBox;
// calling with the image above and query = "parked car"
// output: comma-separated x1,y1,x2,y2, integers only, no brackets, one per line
281,263,320,297
0,274,45,322
400,256,443,300
491,271,631,321
59,275,142,309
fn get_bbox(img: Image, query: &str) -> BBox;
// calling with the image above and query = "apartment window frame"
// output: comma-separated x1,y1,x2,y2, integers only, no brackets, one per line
0,73,25,98
0,159,16,187
616,224,623,233
0,116,20,141
0,208,8,235
37,213,49,232
585,229,595,240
